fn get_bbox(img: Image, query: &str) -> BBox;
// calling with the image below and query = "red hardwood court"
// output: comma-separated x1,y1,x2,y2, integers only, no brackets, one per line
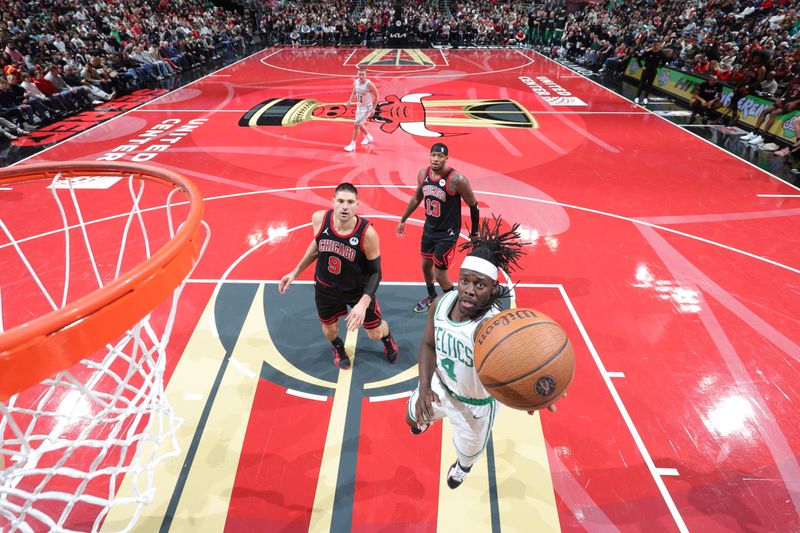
2,47,800,532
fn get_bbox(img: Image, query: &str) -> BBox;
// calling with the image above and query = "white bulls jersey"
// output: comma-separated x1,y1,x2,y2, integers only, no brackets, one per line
433,290,499,401
354,79,373,109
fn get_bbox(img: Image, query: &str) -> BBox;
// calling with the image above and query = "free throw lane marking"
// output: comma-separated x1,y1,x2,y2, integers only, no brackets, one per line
308,329,359,532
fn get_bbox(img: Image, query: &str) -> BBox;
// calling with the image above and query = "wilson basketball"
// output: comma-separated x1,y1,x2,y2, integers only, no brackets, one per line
474,308,574,411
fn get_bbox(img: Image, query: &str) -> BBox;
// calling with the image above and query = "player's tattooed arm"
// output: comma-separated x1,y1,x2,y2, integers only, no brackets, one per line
450,172,480,237
396,168,426,238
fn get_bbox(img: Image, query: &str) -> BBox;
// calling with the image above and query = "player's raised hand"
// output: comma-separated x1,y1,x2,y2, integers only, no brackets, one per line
396,221,406,238
528,391,566,415
278,273,295,294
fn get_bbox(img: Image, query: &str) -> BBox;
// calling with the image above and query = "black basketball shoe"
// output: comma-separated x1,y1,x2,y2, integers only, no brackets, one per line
332,343,351,370
447,460,472,489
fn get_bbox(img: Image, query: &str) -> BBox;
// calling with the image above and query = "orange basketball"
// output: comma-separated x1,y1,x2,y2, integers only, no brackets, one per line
474,308,574,411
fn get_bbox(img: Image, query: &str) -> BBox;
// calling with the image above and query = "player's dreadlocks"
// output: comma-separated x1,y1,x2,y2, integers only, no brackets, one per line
458,215,527,313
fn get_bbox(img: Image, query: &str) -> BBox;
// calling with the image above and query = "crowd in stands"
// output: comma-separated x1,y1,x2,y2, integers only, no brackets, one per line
0,0,251,141
254,0,562,48
2,0,797,153
561,0,799,150
563,0,798,92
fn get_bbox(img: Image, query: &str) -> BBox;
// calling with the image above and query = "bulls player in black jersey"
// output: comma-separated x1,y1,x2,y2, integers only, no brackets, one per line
396,143,480,313
279,182,399,369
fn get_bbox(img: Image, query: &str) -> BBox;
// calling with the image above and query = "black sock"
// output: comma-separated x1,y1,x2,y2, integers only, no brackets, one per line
443,286,455,293
380,333,394,347
426,284,436,299
331,336,344,348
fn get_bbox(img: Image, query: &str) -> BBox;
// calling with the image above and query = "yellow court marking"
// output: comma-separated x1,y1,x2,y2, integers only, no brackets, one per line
101,290,227,531
163,284,274,531
492,409,560,532
308,330,359,532
436,420,493,530
363,364,417,390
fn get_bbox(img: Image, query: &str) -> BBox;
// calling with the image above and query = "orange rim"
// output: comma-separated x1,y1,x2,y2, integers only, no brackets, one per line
0,161,204,402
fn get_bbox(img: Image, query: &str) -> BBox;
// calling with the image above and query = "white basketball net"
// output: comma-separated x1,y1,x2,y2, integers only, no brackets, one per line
0,170,208,532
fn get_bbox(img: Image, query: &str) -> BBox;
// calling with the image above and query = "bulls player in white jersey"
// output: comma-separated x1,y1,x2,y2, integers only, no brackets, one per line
344,66,378,152
406,217,563,489
279,182,398,369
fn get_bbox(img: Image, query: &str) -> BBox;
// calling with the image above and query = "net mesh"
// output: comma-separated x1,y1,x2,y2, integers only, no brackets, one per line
0,167,207,532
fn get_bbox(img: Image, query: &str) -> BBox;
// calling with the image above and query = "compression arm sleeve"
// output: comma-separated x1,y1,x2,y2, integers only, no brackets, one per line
364,256,382,301
470,203,480,236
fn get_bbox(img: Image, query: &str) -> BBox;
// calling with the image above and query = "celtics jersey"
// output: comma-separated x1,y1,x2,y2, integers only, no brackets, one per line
433,290,498,401
354,79,373,109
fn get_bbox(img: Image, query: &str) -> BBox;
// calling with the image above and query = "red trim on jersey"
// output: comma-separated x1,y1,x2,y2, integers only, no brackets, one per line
359,220,371,252
425,167,456,195
315,275,335,289
364,296,382,329
442,168,456,196
432,241,457,268
330,212,360,239
313,210,329,240
319,310,347,325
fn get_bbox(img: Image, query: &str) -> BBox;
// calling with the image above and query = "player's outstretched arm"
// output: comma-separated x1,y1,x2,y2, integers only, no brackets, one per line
279,211,324,294
415,296,441,423
396,169,425,237
528,391,566,415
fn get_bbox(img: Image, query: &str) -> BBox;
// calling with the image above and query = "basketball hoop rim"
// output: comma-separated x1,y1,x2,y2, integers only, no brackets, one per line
0,161,205,402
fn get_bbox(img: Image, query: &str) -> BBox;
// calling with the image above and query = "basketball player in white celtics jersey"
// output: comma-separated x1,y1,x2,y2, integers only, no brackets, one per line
279,182,399,369
406,217,563,489
344,66,378,152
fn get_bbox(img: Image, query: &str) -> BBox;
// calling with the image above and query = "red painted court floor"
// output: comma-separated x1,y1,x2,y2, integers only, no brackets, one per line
2,48,800,532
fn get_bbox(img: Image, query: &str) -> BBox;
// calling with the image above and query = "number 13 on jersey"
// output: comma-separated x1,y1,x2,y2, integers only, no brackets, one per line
425,198,441,217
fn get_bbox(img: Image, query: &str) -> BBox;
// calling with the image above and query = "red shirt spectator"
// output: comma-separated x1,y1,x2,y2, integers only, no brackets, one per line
34,77,60,97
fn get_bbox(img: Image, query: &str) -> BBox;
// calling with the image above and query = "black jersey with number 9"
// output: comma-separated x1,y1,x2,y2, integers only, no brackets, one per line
314,209,372,296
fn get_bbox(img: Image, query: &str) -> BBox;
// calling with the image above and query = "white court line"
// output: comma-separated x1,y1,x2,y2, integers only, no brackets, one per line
656,468,681,477
369,391,413,402
5,184,799,277
438,48,449,67
188,280,564,287
183,393,204,401
9,47,274,168
263,47,534,79
133,109,649,115
135,109,249,112
343,48,357,66
606,372,626,378
0,187,12,190
208,74,232,77
286,389,329,401
527,50,800,193
531,111,649,114
559,285,689,533
758,194,800,198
